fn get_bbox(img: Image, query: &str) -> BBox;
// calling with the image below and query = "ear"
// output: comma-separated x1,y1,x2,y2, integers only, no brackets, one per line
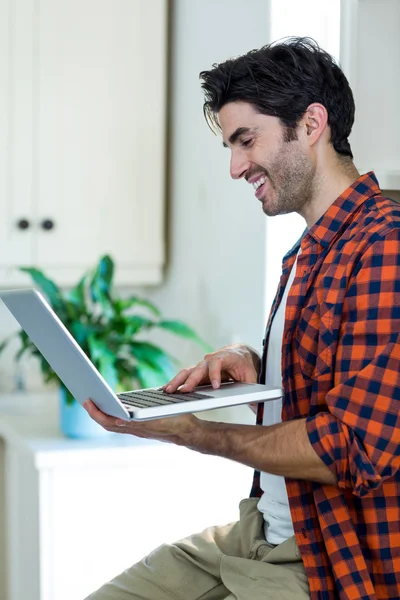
300,103,328,148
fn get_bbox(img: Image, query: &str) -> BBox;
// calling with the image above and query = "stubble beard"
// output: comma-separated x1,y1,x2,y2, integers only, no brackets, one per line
260,144,316,218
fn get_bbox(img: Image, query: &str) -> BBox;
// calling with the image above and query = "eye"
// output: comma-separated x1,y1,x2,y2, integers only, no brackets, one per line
241,138,253,148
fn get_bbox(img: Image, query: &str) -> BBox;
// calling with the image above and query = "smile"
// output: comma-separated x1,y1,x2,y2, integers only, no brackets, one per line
252,175,266,191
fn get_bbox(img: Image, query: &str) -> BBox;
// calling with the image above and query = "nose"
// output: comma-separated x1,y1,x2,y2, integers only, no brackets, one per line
230,149,250,180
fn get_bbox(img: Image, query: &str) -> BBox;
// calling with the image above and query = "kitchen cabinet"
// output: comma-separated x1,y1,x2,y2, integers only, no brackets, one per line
0,0,167,287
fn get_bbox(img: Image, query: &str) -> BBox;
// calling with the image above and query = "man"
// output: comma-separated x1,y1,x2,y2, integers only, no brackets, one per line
84,38,400,599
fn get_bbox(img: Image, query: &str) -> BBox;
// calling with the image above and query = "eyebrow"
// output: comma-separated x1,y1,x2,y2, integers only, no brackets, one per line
222,127,255,148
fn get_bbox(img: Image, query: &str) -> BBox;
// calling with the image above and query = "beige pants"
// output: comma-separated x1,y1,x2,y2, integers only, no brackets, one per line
85,498,310,600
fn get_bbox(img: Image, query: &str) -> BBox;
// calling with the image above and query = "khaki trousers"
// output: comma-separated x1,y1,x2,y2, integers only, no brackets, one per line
85,498,310,600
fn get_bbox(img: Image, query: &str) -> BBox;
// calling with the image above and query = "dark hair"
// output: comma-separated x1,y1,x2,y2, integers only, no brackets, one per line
200,37,355,159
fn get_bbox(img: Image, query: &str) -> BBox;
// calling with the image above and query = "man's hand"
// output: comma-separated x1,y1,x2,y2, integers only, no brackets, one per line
162,343,261,393
82,346,335,486
83,399,200,445
82,343,262,441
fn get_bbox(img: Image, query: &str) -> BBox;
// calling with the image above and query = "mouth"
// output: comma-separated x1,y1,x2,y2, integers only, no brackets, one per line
251,175,267,200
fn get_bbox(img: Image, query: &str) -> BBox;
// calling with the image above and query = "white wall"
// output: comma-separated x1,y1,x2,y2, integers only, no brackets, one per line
263,0,341,315
147,0,272,357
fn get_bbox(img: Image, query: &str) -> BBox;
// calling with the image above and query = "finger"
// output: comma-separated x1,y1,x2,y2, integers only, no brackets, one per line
179,362,209,392
82,399,99,416
83,399,119,429
210,361,256,388
207,357,224,389
163,367,195,393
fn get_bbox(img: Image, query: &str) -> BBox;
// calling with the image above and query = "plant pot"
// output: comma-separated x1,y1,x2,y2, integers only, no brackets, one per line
59,387,112,439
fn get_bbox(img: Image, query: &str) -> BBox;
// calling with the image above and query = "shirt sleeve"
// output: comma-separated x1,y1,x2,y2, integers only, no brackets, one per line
306,229,400,497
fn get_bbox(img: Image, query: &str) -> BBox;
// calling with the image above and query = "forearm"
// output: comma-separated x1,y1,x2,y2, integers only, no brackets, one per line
182,417,337,485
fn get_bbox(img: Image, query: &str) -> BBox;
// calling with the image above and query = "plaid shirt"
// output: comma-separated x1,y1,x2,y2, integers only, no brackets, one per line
251,173,400,600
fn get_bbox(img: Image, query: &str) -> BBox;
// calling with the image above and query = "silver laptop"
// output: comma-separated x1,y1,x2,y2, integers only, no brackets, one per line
0,289,283,421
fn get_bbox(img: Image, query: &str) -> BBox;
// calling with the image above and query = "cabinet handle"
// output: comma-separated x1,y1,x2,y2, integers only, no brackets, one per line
17,218,30,230
41,219,55,231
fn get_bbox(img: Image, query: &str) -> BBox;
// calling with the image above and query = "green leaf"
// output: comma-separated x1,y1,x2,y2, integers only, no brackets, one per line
90,256,114,300
71,321,101,349
65,275,87,309
129,341,177,381
87,335,108,363
114,296,161,318
92,288,114,321
124,315,155,336
158,320,212,352
95,255,114,293
114,358,138,390
87,335,118,390
114,296,161,317
83,255,115,322
63,299,82,322
15,331,35,361
135,360,170,389
38,354,53,377
15,345,31,361
124,296,161,317
0,333,17,355
60,384,74,404
19,267,66,313
98,352,118,390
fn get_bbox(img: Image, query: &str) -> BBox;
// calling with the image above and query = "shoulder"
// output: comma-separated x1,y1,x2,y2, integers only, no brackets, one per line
359,194,400,235
342,195,400,254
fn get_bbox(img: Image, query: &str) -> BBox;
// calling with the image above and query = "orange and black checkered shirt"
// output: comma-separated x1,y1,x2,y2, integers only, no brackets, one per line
251,173,400,599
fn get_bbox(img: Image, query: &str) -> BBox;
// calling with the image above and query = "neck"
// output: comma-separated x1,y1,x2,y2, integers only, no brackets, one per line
299,159,360,229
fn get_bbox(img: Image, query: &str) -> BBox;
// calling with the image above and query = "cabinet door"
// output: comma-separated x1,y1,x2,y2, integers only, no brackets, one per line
10,0,167,287
0,0,36,286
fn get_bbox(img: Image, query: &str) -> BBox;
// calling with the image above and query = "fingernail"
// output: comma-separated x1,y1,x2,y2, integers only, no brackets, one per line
212,380,219,389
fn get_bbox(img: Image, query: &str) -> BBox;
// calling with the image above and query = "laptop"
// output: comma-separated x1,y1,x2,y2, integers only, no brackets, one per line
0,289,283,421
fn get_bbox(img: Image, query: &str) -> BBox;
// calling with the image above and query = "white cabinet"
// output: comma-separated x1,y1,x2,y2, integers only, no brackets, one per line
0,393,253,600
0,0,167,287
340,0,400,190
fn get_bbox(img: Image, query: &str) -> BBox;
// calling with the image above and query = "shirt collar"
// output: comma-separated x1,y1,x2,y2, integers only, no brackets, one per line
283,171,381,262
304,171,381,249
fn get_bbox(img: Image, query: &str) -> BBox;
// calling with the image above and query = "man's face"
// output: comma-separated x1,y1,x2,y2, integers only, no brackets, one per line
219,101,316,217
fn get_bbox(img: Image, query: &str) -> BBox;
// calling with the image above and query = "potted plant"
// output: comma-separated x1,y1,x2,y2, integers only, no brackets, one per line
0,255,210,439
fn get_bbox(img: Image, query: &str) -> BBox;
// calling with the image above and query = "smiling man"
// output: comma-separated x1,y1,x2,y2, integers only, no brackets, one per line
84,38,400,599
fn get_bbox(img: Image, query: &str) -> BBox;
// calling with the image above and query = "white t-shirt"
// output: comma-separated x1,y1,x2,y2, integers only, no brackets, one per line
257,250,301,545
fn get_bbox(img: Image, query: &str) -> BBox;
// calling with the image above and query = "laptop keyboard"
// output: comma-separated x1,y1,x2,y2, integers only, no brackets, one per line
117,389,212,409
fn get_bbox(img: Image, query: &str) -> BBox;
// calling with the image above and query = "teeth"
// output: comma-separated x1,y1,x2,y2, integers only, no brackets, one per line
252,176,266,191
